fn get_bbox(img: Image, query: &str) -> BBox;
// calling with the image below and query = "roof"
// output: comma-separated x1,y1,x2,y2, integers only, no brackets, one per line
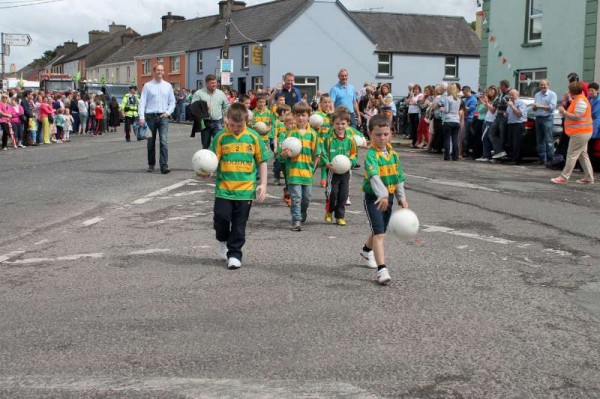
62,28,139,66
100,33,162,65
138,0,311,56
350,12,480,56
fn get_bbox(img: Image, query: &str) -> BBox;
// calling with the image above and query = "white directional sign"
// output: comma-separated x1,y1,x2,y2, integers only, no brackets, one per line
3,44,9,57
3,34,32,46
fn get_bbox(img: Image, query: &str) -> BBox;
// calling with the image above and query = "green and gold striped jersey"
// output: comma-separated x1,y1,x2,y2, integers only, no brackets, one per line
362,144,405,195
285,127,321,185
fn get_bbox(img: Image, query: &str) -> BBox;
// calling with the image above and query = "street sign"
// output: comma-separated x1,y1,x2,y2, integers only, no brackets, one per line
221,72,231,86
220,59,233,73
2,44,9,57
3,33,32,46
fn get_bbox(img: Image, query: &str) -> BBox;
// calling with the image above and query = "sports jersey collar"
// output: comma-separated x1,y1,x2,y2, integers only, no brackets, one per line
225,126,249,137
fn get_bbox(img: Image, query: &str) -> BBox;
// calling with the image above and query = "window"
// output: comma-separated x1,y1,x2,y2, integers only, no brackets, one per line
241,46,249,70
526,0,543,43
516,68,547,97
292,76,319,100
115,67,120,82
105,69,109,80
196,80,203,90
171,81,180,90
127,66,131,80
142,60,150,75
252,76,263,91
377,53,392,76
171,56,180,73
444,56,458,78
156,57,164,65
197,51,203,73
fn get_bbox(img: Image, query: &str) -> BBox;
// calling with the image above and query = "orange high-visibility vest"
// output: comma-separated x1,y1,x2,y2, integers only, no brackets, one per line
564,94,593,136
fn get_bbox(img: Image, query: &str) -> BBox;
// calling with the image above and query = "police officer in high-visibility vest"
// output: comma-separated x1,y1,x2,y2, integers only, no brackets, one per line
120,85,140,142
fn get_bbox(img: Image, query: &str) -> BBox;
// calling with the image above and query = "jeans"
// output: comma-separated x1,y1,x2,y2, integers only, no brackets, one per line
489,114,507,154
462,120,473,156
201,119,223,149
482,121,493,159
89,116,96,133
289,184,312,222
72,112,80,133
409,113,420,146
350,112,358,128
213,198,253,262
124,116,136,141
535,115,554,164
507,123,524,162
443,122,460,160
36,119,42,143
79,113,88,133
146,114,169,169
0,122,8,148
11,121,23,143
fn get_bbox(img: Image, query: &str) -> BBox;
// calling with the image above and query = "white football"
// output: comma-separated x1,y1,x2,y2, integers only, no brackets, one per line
192,149,219,175
282,137,302,157
254,121,269,134
331,154,352,174
309,113,324,129
353,135,367,147
388,209,419,240
247,109,254,122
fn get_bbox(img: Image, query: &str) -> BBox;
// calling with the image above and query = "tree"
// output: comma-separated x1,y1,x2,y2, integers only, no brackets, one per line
31,49,56,64
469,20,477,31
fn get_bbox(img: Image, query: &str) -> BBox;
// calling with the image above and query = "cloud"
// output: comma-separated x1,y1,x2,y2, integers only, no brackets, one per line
4,0,476,73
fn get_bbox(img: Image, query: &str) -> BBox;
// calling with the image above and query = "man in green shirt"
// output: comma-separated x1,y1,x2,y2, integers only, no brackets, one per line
192,74,230,149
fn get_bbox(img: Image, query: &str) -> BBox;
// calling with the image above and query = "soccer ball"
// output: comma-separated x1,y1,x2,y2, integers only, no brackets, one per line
254,121,269,134
388,209,419,240
331,154,352,174
309,113,324,129
282,137,302,157
192,149,219,176
247,110,253,122
353,135,367,148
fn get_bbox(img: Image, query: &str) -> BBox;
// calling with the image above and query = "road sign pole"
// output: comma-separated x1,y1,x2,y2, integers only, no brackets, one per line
1,33,5,90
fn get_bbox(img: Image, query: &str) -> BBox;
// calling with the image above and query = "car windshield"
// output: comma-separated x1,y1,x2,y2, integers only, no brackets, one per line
46,81,74,92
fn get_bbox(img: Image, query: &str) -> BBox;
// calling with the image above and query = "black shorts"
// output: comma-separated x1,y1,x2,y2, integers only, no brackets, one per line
363,193,394,235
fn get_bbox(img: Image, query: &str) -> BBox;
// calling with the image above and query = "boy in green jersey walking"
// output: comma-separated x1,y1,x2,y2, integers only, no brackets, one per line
322,108,357,226
360,115,409,285
207,103,270,269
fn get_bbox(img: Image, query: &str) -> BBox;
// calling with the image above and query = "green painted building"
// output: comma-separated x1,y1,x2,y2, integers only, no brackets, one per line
480,0,598,97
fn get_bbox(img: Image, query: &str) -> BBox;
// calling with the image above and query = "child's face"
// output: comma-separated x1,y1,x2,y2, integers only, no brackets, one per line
228,119,247,135
276,97,285,105
370,126,391,149
333,118,348,135
257,99,266,109
242,99,251,108
284,120,295,131
320,99,331,111
279,110,289,120
294,112,309,128
382,110,392,119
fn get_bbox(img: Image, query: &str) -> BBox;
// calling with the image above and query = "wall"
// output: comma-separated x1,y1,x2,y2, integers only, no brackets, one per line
86,62,137,85
137,54,186,89
482,0,587,95
269,0,376,93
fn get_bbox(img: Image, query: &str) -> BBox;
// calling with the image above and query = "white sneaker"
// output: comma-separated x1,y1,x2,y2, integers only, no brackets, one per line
475,157,490,162
218,241,228,261
56,140,63,144
360,249,377,269
227,257,241,269
492,151,507,159
346,198,351,205
377,267,391,285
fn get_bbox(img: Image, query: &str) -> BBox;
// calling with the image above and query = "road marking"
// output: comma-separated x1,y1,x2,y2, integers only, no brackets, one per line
133,179,196,204
0,376,378,398
148,212,209,225
82,217,104,227
7,257,56,264
34,239,49,245
543,248,572,256
57,253,104,261
0,250,26,262
406,174,500,192
128,249,171,255
422,224,515,245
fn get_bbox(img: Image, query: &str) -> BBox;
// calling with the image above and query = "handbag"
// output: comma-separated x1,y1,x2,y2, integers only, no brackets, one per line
48,115,54,124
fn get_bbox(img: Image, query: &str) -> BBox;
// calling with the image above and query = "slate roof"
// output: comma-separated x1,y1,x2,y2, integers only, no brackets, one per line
350,12,480,56
100,33,162,65
62,28,139,67
138,0,311,56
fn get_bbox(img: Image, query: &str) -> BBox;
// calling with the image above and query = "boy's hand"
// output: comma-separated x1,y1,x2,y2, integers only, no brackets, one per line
256,184,267,202
326,163,335,171
281,148,292,158
399,199,408,208
375,196,389,211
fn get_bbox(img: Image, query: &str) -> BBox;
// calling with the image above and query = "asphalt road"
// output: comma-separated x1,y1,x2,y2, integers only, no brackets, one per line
1,124,599,398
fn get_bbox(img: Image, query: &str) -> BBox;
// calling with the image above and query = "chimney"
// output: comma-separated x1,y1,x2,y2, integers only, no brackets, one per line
218,1,246,20
55,45,65,57
475,10,484,39
121,30,137,46
108,22,126,34
88,30,110,43
161,11,185,32
63,41,78,54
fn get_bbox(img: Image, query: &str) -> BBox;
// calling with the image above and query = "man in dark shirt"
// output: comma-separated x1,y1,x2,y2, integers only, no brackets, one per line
69,92,80,134
490,80,511,159
270,72,301,107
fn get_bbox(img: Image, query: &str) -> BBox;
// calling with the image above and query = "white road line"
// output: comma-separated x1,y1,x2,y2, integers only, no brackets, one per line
7,258,55,264
421,224,515,245
148,212,209,225
82,217,104,227
57,253,104,261
133,179,196,204
543,248,572,256
0,250,26,263
406,174,500,192
128,249,171,255
34,239,49,245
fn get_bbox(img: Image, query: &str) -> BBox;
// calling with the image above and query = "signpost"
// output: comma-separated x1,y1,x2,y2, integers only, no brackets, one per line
1,33,32,91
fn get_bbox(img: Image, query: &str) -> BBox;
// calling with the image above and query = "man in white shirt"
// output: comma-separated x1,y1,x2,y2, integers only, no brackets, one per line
139,64,176,174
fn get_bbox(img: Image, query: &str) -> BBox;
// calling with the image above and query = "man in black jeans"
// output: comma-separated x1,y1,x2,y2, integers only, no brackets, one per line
69,92,80,134
191,75,230,149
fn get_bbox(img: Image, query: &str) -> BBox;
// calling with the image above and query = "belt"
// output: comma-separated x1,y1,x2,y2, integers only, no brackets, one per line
145,112,164,117
535,114,553,118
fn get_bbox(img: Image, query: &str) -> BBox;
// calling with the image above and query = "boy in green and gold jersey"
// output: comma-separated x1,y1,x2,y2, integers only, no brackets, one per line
273,103,291,186
359,114,409,285
207,103,270,269
314,93,333,186
321,108,357,226
281,102,321,231
251,92,276,149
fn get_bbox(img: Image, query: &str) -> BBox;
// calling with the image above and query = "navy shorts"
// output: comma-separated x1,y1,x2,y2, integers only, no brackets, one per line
363,193,394,235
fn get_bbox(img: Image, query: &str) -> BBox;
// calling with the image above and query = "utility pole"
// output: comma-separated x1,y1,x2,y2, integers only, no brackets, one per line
223,0,233,59
1,33,4,91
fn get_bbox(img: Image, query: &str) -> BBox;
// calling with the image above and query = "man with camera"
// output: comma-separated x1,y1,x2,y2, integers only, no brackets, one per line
490,80,511,159
121,85,140,142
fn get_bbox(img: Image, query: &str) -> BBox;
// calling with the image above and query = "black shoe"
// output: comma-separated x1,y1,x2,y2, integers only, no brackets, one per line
161,168,171,175
147,167,154,173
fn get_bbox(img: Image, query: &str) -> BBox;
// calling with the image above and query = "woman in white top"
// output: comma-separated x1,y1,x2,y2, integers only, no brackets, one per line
476,86,498,161
407,84,424,147
440,84,461,161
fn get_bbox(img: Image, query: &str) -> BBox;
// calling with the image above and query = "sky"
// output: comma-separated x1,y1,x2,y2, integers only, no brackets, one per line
1,0,478,74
